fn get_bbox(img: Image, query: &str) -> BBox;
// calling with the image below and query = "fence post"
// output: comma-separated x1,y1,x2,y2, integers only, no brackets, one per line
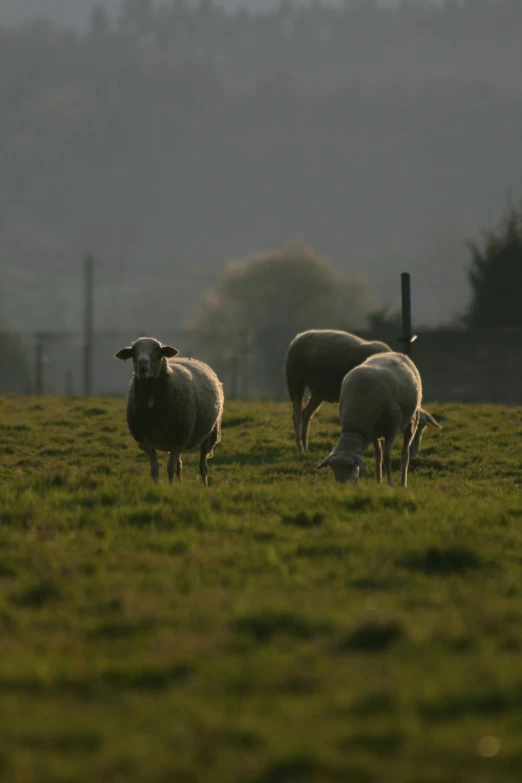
65,370,74,396
83,254,94,396
34,333,44,395
397,272,417,357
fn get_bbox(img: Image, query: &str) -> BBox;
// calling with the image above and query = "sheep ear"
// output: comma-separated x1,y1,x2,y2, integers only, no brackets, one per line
422,411,442,429
314,455,332,470
355,455,370,474
115,347,133,361
161,345,178,358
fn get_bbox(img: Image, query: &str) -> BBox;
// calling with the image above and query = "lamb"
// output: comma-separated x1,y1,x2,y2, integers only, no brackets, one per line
315,351,423,488
285,329,392,453
115,337,224,486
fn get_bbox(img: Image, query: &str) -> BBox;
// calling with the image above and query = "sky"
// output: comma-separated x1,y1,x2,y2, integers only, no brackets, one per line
0,1,443,30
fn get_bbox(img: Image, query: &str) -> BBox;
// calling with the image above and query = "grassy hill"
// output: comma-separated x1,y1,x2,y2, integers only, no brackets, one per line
1,395,521,782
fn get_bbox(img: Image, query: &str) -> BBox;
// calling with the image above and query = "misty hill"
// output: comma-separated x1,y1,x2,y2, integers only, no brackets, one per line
1,0,521,333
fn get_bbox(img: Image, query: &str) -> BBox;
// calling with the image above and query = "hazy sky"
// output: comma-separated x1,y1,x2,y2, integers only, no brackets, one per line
0,1,441,29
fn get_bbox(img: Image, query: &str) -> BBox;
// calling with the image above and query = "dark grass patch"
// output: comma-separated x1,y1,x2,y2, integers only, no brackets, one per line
83,407,108,416
102,661,192,690
339,731,403,755
398,545,483,575
281,511,325,528
256,755,357,783
0,562,16,578
419,687,519,720
351,576,396,591
296,542,352,560
337,619,405,653
344,496,374,512
10,579,61,608
379,496,417,512
0,662,193,696
350,691,397,717
222,416,255,429
19,731,102,753
231,611,333,642
88,618,159,639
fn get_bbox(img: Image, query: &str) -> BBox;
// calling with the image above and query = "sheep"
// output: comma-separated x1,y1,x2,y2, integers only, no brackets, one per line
410,408,442,457
315,351,423,488
115,337,224,486
285,329,392,453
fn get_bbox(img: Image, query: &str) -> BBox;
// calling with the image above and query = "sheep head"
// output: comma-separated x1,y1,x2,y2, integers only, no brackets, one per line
410,409,442,457
315,451,369,485
115,337,178,381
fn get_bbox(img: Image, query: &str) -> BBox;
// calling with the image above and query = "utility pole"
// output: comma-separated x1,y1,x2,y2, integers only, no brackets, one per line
83,254,94,396
397,272,417,357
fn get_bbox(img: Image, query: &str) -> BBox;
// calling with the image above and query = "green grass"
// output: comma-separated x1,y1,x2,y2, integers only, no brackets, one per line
1,395,522,782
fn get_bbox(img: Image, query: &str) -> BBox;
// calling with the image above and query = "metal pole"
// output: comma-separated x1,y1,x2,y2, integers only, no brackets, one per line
34,334,44,395
83,255,94,396
398,272,417,357
401,272,412,357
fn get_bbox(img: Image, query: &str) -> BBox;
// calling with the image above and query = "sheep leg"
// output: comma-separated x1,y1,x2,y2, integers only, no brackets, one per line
301,394,323,452
373,439,383,484
199,439,210,487
401,421,416,488
292,396,305,453
142,440,159,482
383,438,395,486
167,451,182,484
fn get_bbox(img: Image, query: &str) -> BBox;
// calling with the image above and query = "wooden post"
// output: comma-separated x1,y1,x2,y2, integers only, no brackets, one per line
83,255,94,396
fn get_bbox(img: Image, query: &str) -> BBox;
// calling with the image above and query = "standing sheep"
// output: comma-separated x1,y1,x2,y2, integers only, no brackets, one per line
285,329,391,453
115,337,224,486
315,352,423,488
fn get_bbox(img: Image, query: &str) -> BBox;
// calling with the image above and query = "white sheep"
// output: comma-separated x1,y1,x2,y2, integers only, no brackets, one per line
315,352,422,488
115,337,224,486
285,329,392,453
410,408,441,457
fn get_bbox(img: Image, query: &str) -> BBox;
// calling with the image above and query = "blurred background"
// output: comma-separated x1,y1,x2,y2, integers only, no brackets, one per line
1,0,521,399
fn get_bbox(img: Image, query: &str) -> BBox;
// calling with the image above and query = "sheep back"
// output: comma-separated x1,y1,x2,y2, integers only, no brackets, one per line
339,352,422,444
286,329,391,402
126,357,224,453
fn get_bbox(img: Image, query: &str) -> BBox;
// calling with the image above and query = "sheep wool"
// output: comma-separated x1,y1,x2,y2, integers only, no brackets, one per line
315,351,423,488
115,337,224,486
285,329,391,453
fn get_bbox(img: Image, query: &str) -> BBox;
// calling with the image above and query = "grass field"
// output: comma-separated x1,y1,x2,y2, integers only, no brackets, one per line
1,395,522,783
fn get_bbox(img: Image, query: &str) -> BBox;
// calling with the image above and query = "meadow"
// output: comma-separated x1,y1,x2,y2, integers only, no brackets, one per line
1,394,522,783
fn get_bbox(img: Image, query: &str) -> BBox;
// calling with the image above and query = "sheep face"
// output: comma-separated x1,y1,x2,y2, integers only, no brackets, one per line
115,337,178,381
315,452,369,485
410,409,441,457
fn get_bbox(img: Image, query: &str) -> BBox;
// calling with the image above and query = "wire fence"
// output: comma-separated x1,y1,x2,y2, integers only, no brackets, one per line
3,326,522,405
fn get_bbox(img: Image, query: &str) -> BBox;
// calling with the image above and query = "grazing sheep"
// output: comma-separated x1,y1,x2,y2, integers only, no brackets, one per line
115,337,224,486
315,352,422,488
285,329,391,453
410,409,442,457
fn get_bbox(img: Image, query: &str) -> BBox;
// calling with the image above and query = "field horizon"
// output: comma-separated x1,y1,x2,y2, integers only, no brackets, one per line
1,395,522,782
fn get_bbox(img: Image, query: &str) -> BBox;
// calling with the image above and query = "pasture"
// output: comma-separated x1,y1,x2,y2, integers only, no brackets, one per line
1,395,522,783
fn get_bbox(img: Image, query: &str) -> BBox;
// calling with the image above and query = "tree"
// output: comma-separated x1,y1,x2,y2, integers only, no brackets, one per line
463,202,522,327
189,242,379,397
